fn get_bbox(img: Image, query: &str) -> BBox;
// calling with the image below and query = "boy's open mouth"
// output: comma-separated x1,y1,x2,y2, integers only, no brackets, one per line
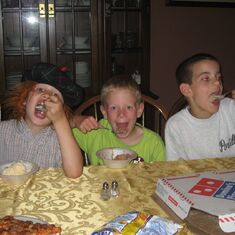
35,102,46,119
116,123,128,134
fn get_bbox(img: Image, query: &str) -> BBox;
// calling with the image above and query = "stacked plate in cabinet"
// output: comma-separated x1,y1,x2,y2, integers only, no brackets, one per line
63,36,89,49
75,62,91,88
6,73,22,90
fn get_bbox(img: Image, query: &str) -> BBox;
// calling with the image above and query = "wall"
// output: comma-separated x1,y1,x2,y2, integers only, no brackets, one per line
150,0,235,111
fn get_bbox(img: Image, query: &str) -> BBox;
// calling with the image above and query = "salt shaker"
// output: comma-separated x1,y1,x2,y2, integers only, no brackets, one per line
101,182,110,201
110,180,119,198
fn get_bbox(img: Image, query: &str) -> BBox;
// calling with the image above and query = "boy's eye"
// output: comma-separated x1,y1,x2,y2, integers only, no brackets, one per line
202,76,209,81
35,87,45,93
126,105,134,110
51,93,58,97
109,106,116,111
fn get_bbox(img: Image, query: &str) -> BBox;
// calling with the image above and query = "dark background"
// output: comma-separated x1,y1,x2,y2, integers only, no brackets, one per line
150,0,235,111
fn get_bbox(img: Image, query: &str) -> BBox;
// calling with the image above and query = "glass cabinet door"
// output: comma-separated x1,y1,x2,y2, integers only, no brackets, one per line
50,0,99,97
0,0,42,94
105,0,150,92
0,0,99,99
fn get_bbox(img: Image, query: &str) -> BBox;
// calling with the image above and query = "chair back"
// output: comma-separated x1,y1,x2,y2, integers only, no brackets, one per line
76,94,168,136
75,94,168,165
168,95,187,119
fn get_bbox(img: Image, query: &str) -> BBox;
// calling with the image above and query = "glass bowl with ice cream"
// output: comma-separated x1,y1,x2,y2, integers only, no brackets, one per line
0,161,39,184
96,147,137,168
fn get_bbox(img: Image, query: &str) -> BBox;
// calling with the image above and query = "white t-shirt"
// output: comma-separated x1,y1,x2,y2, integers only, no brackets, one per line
165,98,235,160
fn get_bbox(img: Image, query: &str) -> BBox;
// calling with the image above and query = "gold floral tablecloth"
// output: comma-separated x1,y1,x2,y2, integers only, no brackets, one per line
0,157,235,235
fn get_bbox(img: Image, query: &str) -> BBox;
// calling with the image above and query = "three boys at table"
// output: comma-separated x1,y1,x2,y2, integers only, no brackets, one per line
0,53,235,177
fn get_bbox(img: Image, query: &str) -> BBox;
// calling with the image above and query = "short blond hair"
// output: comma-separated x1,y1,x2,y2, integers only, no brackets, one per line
100,75,142,106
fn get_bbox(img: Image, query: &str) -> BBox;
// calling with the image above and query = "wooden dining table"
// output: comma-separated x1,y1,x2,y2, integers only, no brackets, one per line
0,157,235,235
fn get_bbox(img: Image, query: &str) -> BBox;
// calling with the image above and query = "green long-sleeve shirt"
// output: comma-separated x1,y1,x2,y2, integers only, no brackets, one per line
73,119,165,165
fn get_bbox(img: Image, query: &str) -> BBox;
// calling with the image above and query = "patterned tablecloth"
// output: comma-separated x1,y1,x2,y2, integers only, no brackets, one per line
0,157,235,235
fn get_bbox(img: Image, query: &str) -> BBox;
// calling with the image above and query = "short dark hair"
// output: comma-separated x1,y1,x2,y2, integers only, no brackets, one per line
175,53,221,86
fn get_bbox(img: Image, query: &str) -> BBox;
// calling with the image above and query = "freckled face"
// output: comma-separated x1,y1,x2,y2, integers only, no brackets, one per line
186,60,223,118
100,88,143,138
24,83,63,129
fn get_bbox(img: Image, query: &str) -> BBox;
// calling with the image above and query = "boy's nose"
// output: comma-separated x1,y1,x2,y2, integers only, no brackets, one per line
118,108,126,117
214,78,222,86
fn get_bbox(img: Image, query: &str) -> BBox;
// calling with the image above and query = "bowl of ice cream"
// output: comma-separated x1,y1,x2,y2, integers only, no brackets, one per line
96,147,137,168
0,161,39,184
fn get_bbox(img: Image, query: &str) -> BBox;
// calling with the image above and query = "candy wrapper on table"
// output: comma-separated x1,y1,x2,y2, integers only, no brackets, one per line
91,211,185,235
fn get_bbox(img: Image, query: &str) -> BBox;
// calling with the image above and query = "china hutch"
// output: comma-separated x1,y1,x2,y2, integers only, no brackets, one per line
0,0,150,107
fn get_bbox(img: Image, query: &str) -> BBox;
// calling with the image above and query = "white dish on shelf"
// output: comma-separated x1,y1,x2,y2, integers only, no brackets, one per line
81,0,90,6
64,35,88,45
63,43,90,49
5,46,40,51
76,72,90,79
76,73,91,87
75,61,88,74
7,37,38,47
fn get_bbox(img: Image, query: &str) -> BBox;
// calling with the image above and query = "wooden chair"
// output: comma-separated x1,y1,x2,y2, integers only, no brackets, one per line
74,94,168,165
168,95,187,119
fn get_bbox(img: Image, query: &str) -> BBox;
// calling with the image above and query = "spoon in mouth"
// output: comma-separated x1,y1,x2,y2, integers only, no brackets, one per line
35,103,46,112
211,90,232,101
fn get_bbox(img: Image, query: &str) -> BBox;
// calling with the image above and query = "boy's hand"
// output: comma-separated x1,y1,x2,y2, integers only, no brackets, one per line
72,115,100,133
45,95,66,124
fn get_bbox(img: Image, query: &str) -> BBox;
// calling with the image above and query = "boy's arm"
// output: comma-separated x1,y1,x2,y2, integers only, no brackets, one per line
46,96,83,178
71,114,101,133
54,116,83,178
165,120,186,161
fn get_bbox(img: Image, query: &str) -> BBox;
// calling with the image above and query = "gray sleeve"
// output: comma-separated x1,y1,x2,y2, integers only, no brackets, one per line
165,117,188,161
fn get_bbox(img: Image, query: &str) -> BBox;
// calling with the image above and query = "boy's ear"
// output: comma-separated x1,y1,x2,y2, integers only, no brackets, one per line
137,102,144,118
179,83,192,97
100,105,107,119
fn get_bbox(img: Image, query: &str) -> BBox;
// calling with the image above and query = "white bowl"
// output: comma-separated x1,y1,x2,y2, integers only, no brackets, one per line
75,61,89,74
0,161,39,184
65,36,88,45
96,147,137,168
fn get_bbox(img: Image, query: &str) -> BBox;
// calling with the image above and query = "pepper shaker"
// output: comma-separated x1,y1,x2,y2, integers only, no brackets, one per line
110,180,119,198
101,182,110,201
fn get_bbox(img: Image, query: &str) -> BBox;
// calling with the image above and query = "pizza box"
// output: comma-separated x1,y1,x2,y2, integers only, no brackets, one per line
155,169,235,233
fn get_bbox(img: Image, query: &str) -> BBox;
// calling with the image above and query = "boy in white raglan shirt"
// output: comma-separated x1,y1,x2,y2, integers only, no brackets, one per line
165,53,235,160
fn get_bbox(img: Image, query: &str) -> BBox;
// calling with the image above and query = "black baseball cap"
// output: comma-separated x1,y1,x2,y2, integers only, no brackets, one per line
22,62,84,109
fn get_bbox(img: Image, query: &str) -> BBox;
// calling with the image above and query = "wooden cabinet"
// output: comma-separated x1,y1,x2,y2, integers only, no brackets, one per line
0,0,150,104
104,0,150,93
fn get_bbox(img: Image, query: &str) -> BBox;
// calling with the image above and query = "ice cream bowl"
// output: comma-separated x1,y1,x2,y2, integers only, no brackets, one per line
0,161,39,184
96,147,137,168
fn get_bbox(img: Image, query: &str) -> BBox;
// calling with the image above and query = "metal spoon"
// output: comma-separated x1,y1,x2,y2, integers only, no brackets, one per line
99,123,143,134
35,103,46,112
211,90,232,100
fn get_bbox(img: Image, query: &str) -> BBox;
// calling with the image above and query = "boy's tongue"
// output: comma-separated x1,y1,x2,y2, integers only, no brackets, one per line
116,123,128,133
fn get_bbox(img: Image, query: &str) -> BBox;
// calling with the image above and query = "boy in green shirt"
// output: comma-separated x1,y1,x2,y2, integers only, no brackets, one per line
73,76,165,165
